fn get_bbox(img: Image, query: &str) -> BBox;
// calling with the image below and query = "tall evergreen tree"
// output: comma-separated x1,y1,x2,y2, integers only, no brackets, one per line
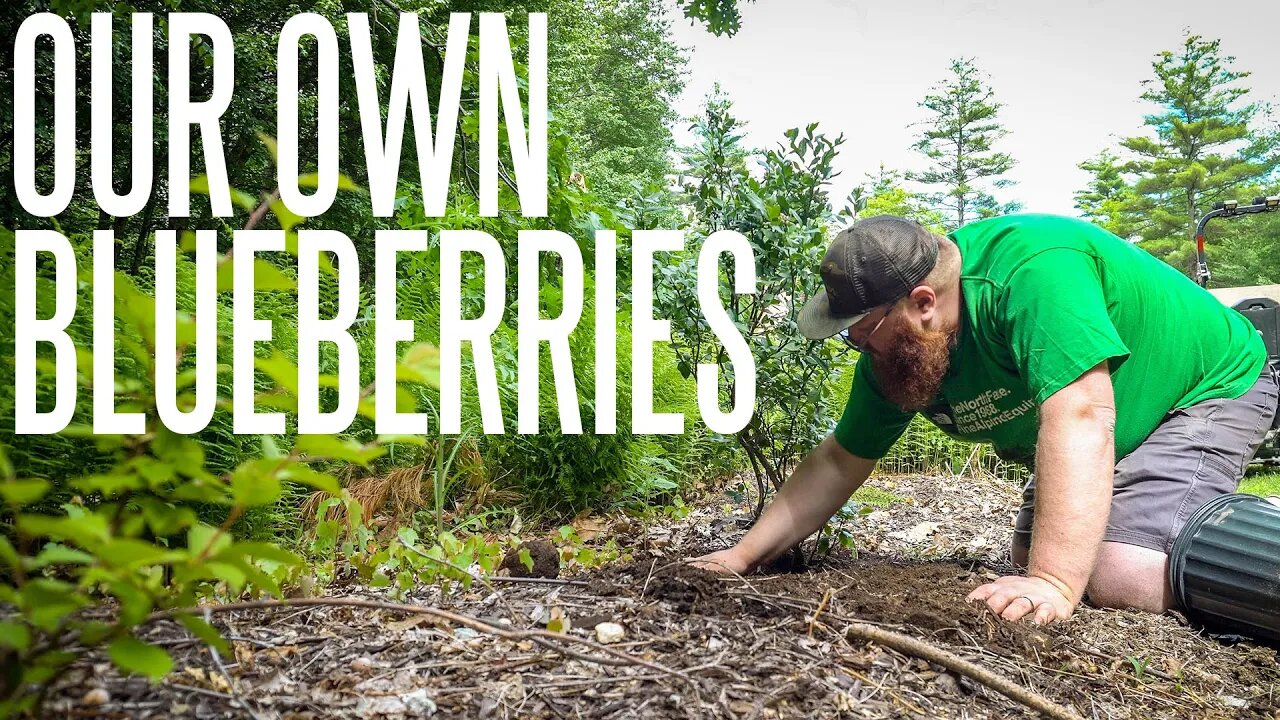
909,58,1017,230
1075,150,1139,238
1120,33,1280,272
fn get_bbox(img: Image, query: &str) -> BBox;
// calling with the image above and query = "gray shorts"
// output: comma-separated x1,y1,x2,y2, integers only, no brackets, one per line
1014,363,1279,555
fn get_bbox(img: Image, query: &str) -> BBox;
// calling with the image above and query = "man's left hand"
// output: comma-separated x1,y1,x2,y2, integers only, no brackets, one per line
967,574,1075,624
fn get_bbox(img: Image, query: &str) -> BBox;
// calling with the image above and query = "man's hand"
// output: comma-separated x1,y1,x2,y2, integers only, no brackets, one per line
687,548,752,575
967,574,1075,624
684,437,876,578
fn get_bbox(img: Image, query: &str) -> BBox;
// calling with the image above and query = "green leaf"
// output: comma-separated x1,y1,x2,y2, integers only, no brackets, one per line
231,463,283,506
260,434,283,459
20,579,87,632
216,257,296,293
294,436,385,467
0,621,30,651
230,187,258,212
202,561,247,590
17,512,110,548
188,524,232,558
109,636,173,680
270,199,305,233
29,543,95,569
297,172,363,193
256,131,278,162
97,538,181,569
176,614,230,655
255,351,300,395
222,542,303,567
280,464,341,495
153,429,206,475
396,344,441,387
109,581,155,626
0,479,49,506
0,536,20,571
72,472,142,497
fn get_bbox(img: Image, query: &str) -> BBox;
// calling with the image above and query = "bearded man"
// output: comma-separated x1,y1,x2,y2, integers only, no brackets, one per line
693,214,1279,624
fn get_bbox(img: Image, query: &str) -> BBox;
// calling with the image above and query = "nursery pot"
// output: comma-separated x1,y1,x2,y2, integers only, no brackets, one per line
1168,493,1280,644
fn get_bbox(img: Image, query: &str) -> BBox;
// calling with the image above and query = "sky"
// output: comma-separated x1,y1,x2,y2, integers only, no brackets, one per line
666,0,1280,217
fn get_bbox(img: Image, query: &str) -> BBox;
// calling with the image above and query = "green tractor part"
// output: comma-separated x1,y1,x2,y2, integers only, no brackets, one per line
1169,493,1280,644
1197,196,1280,464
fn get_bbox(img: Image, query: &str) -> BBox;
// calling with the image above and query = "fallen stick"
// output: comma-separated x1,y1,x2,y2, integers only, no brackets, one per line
842,621,1083,720
146,597,691,687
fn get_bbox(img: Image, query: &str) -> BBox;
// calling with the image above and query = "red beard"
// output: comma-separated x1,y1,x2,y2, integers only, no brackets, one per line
872,319,958,411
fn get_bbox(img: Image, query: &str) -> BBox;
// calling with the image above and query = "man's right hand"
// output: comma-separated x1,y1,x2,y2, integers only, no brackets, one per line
685,436,876,578
688,547,753,575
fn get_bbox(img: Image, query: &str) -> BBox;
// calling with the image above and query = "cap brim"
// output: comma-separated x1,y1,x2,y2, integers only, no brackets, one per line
797,289,870,340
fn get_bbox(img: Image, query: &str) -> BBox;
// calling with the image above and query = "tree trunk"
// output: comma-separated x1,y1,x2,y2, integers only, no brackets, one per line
129,190,158,276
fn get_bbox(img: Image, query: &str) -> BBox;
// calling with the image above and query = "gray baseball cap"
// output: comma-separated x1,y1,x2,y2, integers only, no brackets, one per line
797,216,940,340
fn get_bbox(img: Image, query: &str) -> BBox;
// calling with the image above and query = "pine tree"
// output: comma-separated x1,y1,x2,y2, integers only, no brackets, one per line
1075,150,1139,238
909,58,1017,230
1120,33,1280,272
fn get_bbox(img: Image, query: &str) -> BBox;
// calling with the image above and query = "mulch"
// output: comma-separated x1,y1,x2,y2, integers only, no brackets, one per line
47,474,1280,719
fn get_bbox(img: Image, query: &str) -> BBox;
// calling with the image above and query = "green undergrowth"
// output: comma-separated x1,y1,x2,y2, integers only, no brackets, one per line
1241,469,1280,497
851,485,905,509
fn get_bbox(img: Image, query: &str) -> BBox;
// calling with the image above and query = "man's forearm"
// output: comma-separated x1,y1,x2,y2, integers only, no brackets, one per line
733,436,875,569
1029,398,1115,603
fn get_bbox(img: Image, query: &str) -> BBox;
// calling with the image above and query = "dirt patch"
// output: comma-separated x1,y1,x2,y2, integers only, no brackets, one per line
500,539,560,578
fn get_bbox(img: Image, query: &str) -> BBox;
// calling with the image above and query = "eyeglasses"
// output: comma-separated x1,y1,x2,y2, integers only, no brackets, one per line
838,305,893,353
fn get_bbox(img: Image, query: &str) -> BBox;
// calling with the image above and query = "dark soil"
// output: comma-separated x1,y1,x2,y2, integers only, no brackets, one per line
45,474,1280,719
500,539,560,579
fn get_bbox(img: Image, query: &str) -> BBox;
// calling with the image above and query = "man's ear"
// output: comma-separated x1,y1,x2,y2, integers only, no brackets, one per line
909,285,938,322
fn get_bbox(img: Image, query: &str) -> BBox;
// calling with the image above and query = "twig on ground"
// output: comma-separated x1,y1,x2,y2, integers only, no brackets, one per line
640,558,658,598
808,589,832,640
842,621,1083,720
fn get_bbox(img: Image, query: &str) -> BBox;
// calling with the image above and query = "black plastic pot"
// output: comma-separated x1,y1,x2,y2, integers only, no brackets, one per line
1169,493,1280,643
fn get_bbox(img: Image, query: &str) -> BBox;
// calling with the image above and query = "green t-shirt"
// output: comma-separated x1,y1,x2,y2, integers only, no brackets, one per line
833,214,1267,465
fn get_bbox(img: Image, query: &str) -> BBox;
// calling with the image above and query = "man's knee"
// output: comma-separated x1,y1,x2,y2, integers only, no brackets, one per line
1086,542,1173,613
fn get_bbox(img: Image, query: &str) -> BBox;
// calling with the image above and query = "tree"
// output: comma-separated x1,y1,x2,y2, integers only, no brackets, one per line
845,164,946,232
1120,33,1280,273
1074,150,1139,238
909,58,1017,230
549,0,686,208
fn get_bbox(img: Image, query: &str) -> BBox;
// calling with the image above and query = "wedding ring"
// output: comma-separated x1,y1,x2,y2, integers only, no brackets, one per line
1019,595,1037,606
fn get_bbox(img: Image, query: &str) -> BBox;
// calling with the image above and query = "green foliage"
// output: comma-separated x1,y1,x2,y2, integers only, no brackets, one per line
909,58,1019,230
845,164,946,232
549,0,687,208
1075,150,1140,239
1201,194,1280,287
0,224,446,713
675,0,753,37
1241,470,1280,498
665,93,846,512
1118,33,1280,273
878,415,1028,484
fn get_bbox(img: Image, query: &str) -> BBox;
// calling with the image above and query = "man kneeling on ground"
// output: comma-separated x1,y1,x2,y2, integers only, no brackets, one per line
692,214,1279,624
